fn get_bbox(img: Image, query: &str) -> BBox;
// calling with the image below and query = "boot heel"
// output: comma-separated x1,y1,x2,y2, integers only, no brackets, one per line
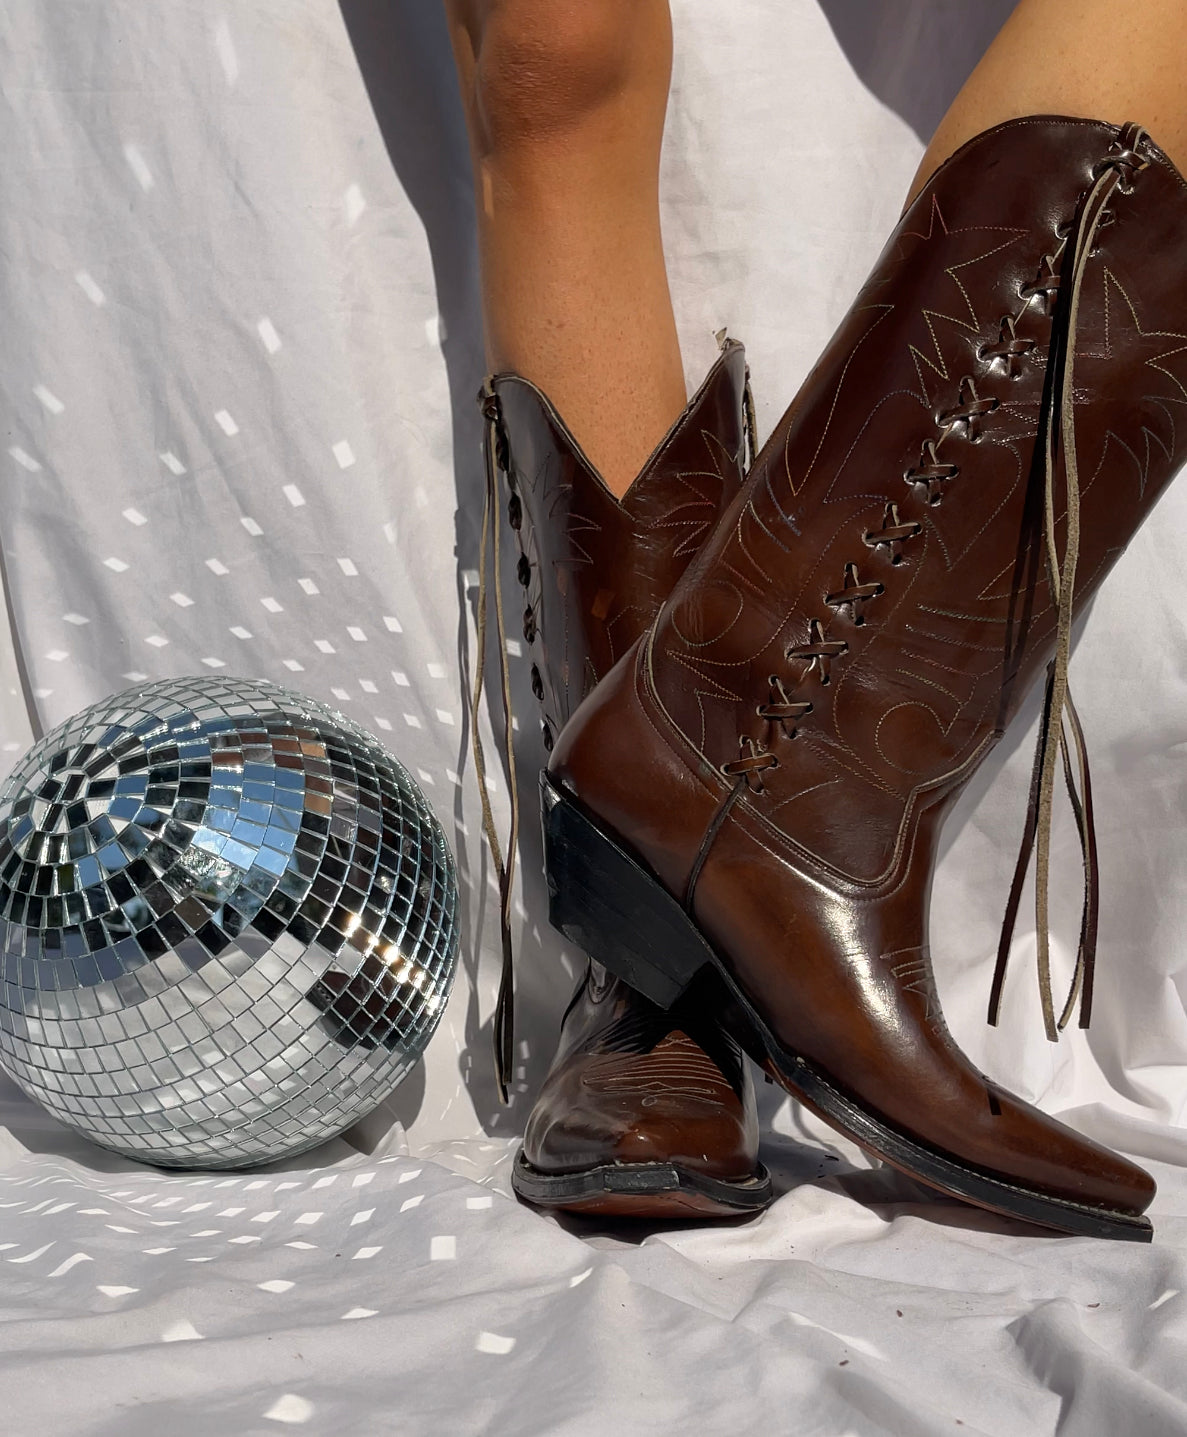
541,772,713,1009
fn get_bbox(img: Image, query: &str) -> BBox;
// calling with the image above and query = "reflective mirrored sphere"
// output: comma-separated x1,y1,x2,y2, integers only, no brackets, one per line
0,677,458,1168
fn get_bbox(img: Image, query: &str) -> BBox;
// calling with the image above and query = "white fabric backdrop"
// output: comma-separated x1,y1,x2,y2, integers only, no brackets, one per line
1,2,1185,1432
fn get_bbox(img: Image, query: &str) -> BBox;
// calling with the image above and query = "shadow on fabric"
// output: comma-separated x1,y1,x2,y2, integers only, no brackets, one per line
338,0,569,1137
336,0,1027,1140
815,0,1018,143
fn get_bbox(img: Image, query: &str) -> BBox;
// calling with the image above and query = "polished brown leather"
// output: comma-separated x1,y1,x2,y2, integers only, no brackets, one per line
523,965,759,1181
493,340,753,750
492,341,763,1191
551,117,1186,1216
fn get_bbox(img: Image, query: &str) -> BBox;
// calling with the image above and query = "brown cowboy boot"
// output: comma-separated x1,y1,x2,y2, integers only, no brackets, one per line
482,337,773,1217
543,117,1186,1240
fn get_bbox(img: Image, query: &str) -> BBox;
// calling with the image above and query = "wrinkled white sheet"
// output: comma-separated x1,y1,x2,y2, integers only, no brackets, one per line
1,2,1186,1433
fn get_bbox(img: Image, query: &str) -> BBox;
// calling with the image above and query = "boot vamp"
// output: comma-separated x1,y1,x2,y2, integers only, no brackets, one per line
694,812,1154,1215
522,972,760,1180
549,645,1153,1216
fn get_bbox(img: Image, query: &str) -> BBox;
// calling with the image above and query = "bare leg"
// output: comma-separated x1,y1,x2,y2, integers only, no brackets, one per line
909,0,1187,203
445,0,686,497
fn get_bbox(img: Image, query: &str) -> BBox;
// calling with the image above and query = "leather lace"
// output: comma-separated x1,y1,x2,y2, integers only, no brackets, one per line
990,124,1149,1037
471,381,520,1103
720,125,1149,1042
472,353,761,1100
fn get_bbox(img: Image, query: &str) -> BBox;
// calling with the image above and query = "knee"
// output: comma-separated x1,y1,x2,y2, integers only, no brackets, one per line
458,0,668,149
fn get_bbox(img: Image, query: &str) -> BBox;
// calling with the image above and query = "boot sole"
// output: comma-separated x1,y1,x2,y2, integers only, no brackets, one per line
542,773,1154,1244
511,1146,774,1219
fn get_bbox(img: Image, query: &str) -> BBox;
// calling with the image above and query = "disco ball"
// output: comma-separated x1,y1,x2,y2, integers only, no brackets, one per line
0,677,458,1168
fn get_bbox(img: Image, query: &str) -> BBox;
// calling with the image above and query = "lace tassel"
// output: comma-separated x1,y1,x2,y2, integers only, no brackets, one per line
470,382,520,1104
989,127,1145,1038
989,674,1097,1034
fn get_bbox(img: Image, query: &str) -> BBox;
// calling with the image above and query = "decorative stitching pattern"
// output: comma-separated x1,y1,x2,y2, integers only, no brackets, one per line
648,122,1178,899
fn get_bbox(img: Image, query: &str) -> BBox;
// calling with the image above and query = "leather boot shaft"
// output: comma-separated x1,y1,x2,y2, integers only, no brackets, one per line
643,118,1185,889
490,338,750,750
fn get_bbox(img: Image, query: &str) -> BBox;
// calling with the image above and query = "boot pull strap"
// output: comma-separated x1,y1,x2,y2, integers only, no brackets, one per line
743,366,759,472
716,325,760,470
470,380,519,1103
